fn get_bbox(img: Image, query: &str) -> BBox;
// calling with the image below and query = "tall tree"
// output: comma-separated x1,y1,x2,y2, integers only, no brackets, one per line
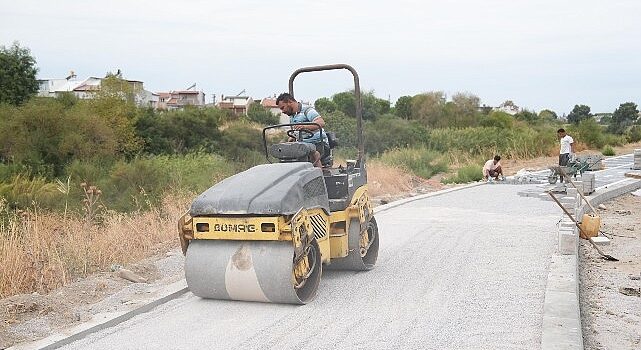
89,75,143,156
394,96,412,119
449,92,481,127
609,102,639,134
314,97,337,114
329,90,389,121
410,91,446,127
0,42,39,105
567,104,591,124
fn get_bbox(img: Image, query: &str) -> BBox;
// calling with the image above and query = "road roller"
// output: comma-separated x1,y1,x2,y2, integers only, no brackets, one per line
178,64,379,304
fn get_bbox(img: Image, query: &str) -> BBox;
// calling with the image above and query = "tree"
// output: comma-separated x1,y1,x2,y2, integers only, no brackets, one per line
514,109,538,123
609,102,639,134
89,75,143,156
314,97,337,114
328,90,389,121
247,102,279,125
567,104,591,124
410,91,446,127
0,42,39,105
448,92,481,127
394,96,412,119
135,107,222,154
480,111,514,129
538,109,558,120
499,100,519,114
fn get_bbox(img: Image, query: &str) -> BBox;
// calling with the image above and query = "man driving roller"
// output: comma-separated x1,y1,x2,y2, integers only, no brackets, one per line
276,92,329,168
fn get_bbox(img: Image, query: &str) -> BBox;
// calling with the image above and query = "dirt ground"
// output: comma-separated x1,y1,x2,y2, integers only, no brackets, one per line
1,146,639,349
579,192,641,350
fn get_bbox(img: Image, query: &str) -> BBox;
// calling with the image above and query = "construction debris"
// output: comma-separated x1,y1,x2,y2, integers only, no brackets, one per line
618,287,641,297
115,268,148,284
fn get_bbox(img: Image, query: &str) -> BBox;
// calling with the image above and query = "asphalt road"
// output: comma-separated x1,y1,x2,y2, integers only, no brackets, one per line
58,154,635,350
61,185,561,350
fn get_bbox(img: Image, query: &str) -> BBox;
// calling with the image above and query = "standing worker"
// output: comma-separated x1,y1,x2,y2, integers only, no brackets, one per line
276,93,329,168
557,128,575,182
483,155,504,181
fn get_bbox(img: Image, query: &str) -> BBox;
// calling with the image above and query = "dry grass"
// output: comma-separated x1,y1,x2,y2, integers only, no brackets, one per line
367,160,415,198
0,193,190,298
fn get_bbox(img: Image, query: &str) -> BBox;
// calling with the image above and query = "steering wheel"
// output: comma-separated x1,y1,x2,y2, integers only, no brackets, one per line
286,128,315,141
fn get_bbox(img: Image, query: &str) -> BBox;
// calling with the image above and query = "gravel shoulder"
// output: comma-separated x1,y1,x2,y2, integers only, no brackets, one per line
579,192,641,350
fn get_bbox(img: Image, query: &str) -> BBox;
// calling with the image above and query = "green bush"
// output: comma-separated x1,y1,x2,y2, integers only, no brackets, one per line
365,116,430,154
0,163,28,182
0,175,63,210
443,164,484,184
626,125,641,143
572,118,605,148
479,111,514,129
136,107,223,154
100,153,235,211
217,122,266,167
323,111,357,148
428,126,555,159
379,147,448,178
602,145,615,156
246,103,279,125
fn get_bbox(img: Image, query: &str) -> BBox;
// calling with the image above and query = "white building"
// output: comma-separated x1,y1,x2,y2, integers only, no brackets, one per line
37,71,158,108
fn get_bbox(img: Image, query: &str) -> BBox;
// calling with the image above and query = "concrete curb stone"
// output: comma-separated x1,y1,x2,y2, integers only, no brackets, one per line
541,177,641,350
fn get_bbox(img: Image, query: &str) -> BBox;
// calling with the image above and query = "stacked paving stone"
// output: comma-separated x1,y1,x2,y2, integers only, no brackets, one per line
577,173,595,195
578,155,603,171
634,149,641,170
491,170,550,185
557,187,580,255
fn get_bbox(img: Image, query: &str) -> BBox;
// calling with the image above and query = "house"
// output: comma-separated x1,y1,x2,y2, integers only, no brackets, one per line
260,97,288,124
37,71,158,108
156,90,206,110
216,95,253,116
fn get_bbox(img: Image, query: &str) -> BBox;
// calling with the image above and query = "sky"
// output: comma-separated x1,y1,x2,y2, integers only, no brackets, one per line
1,0,640,114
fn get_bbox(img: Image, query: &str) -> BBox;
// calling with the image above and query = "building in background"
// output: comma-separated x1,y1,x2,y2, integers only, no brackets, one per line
37,70,158,108
216,95,253,116
156,90,206,110
260,97,288,124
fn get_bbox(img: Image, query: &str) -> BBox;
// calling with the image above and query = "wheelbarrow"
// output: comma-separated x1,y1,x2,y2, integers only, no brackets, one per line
548,157,600,184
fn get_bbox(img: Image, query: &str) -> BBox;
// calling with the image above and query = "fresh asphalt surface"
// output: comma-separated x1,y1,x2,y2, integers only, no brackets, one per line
59,155,634,350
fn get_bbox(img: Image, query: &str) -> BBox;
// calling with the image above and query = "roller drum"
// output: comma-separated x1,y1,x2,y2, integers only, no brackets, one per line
185,240,321,304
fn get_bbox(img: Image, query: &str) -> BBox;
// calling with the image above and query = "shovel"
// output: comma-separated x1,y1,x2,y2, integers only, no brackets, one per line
548,191,618,261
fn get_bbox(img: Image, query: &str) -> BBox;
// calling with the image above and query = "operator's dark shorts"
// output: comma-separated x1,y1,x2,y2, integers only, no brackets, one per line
305,142,329,156
559,153,570,166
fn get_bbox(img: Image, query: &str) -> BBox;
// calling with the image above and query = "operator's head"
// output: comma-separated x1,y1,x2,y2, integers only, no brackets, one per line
276,93,298,116
493,155,501,164
557,128,566,138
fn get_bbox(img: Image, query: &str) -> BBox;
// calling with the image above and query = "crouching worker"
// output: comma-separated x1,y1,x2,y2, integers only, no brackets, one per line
483,155,504,181
276,92,329,168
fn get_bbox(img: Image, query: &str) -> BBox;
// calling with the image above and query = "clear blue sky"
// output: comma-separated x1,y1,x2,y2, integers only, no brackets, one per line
1,0,640,114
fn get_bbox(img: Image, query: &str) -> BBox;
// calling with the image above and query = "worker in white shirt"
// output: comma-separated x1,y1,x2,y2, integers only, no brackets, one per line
483,155,504,181
557,128,575,182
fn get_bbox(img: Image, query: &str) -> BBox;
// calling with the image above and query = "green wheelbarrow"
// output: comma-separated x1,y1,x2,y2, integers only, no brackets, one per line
548,157,600,184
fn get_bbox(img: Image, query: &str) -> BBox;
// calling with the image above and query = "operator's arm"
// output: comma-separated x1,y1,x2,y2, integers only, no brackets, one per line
293,116,325,131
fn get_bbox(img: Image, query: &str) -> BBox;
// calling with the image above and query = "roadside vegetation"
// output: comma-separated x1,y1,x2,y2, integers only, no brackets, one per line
1,42,640,297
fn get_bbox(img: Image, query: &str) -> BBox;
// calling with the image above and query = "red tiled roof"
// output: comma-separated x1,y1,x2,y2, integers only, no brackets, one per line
261,98,277,108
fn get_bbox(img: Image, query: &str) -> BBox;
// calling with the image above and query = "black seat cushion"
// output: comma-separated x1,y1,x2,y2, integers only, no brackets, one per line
269,142,315,161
